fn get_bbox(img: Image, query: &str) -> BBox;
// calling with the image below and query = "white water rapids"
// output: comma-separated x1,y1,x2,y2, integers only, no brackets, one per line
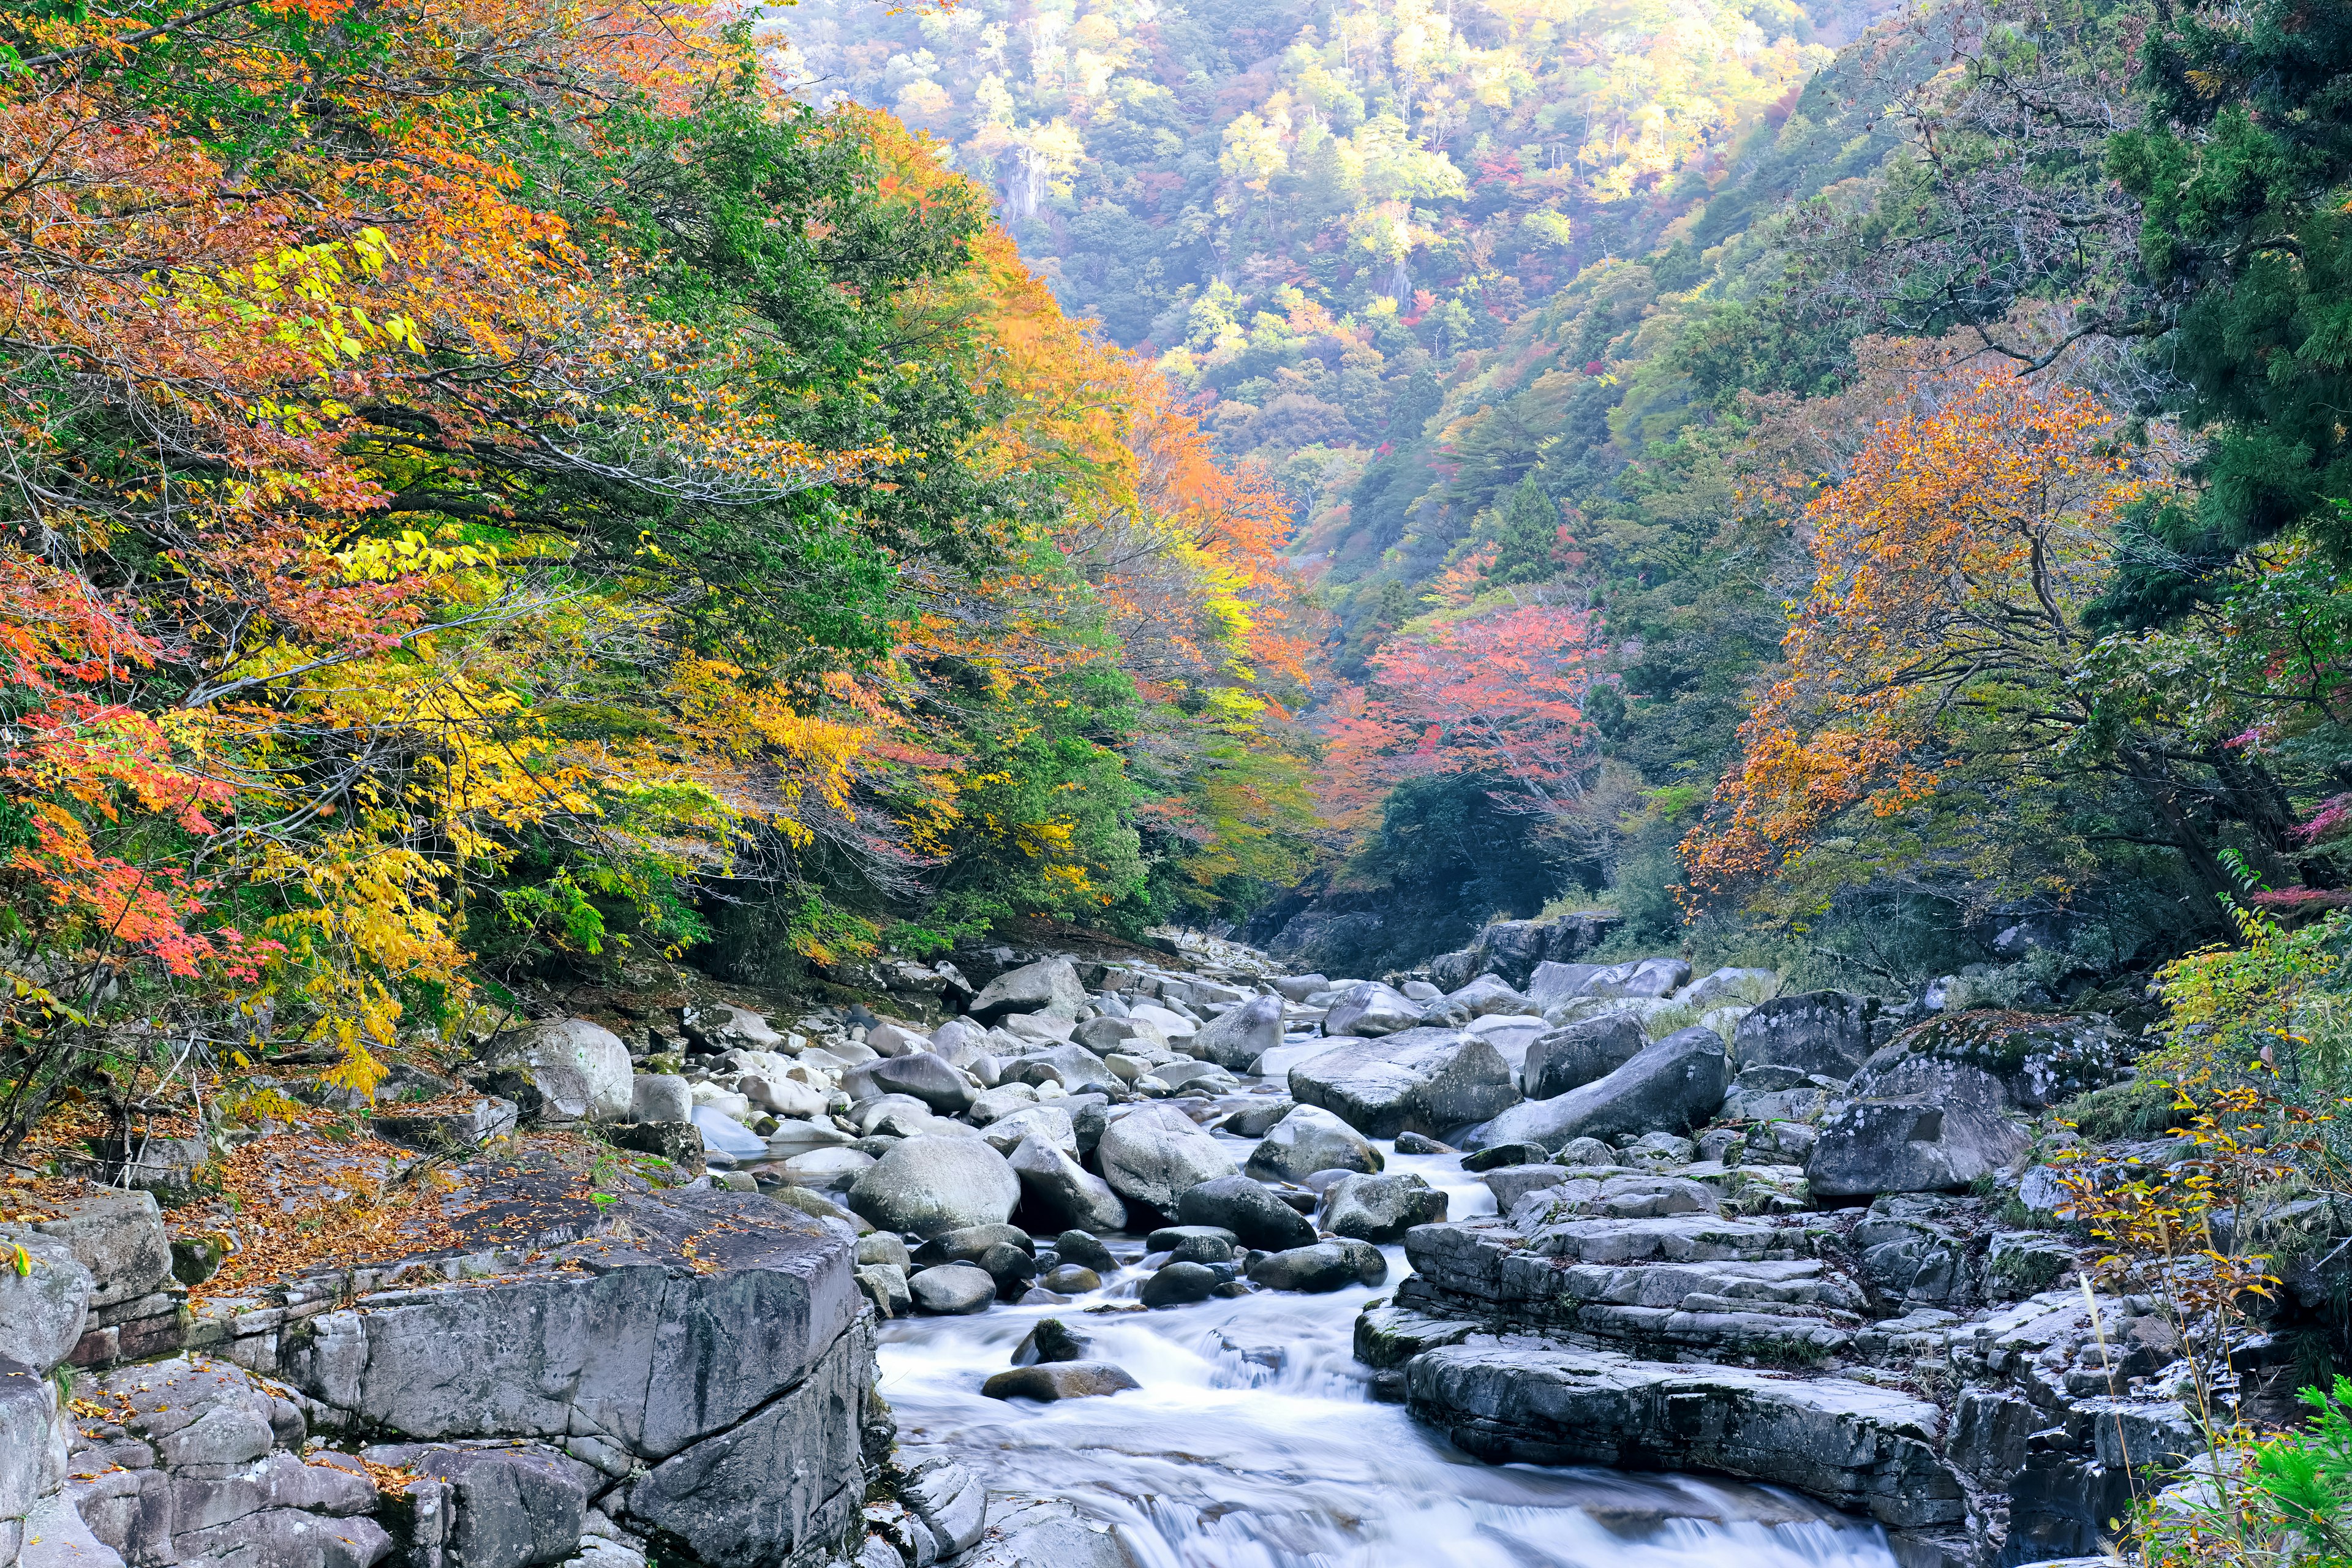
873,1091,1904,1568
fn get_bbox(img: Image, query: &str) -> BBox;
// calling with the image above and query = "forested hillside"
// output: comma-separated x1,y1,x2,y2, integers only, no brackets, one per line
790,0,2352,997
0,0,1322,1135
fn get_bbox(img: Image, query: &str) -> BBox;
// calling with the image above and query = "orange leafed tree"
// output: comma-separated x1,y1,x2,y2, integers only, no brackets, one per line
1681,371,2152,901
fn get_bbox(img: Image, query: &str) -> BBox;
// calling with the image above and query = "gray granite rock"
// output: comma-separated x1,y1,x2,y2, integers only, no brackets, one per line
480,1020,633,1121
1288,1030,1518,1140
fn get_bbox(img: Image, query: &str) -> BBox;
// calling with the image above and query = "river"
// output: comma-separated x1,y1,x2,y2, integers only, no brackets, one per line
872,1082,1904,1568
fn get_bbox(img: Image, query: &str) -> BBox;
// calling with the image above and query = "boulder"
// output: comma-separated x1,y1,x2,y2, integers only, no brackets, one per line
970,959,1088,1022
1406,1343,1963,1529
864,1022,926,1058
1807,1100,2030,1198
1138,1262,1221,1307
968,1084,1039,1124
979,1105,1077,1157
1185,995,1283,1071
930,1018,990,1066
1268,974,1330,1003
1174,1175,1317,1251
1243,1104,1382,1182
981,1363,1140,1402
1288,1029,1519,1140
1521,1014,1646,1101
1039,1264,1100,1293
18,1189,170,1311
909,1264,997,1314
630,1074,693,1125
1444,975,1537,1019
949,1497,1137,1568
780,1148,874,1194
738,1074,827,1119
1246,1241,1386,1292
1003,1044,1121,1098
417,1449,586,1568
900,1458,989,1559
1732,992,1872,1079
0,1238,91,1373
1054,1231,1118,1272
1317,1173,1448,1243
843,1053,976,1114
1013,1319,1095,1365
1095,1106,1239,1213
1215,1100,1296,1137
1676,967,1777,1009
846,1136,1020,1238
1526,962,1606,1009
1153,1060,1239,1095
1322,982,1423,1038
1471,1027,1728,1152
1008,1136,1128,1234
1583,958,1692,1000
1072,1016,1166,1055
478,1019,632,1121
1852,1012,2125,1112
911,1224,1033,1270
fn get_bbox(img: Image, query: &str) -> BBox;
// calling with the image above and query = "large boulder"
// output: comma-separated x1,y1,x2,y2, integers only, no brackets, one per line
1094,1106,1240,1213
1732,992,1871,1079
1174,1175,1316,1251
842,1052,975,1114
1289,1029,1518,1139
1806,1101,2030,1198
417,1449,586,1568
847,1136,1021,1238
479,1019,631,1121
1184,994,1283,1071
1583,958,1692,1000
970,958,1088,1022
1406,1343,1964,1531
1527,962,1606,1009
1243,1104,1382,1181
1008,1135,1128,1234
0,1238,91,1373
909,1264,997,1314
1444,976,1537,1019
1322,982,1423,1038
1521,1014,1646,1100
978,1104,1077,1157
1003,1044,1121,1097
1246,1240,1385,1292
1317,1173,1447,1243
1852,1012,2124,1112
1471,1027,1728,1152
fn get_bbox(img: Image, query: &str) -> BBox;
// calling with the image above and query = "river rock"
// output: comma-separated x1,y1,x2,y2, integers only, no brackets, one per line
630,1074,693,1125
1014,1319,1095,1365
1521,1014,1647,1100
1095,1106,1239,1213
1054,1231,1118,1270
1317,1173,1447,1243
478,1019,632,1121
1807,1099,2030,1197
971,959,1089,1022
1405,1343,1963,1530
1678,967,1778,1009
910,1264,997,1314
1074,1016,1166,1054
1324,982,1423,1038
968,1084,1040,1123
1246,1240,1386,1292
1009,1134,1128,1233
1039,1265,1099,1293
1527,962,1607,1009
1005,1044,1122,1097
843,1052,975,1114
1243,1104,1382,1181
1852,1012,2124,1111
930,1018,990,1065
982,1363,1140,1402
780,1148,874,1194
1732,992,1871,1078
953,1496,1137,1568
1444,976,1537,1018
913,1225,1033,1269
981,1105,1077,1156
1185,994,1284,1071
1288,1029,1518,1140
902,1457,990,1559
1585,958,1692,1000
1175,1175,1317,1251
1471,1027,1728,1152
1217,1100,1297,1138
1270,974,1330,1002
847,1136,1020,1238
1139,1261,1221,1306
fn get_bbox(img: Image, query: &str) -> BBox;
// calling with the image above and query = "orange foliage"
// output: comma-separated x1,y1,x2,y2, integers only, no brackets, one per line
1682,371,2151,898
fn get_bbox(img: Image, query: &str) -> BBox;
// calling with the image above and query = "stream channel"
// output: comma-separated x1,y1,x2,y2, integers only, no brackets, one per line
873,1062,1906,1568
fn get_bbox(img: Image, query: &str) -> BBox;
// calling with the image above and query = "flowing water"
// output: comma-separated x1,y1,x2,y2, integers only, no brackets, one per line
874,1092,1903,1568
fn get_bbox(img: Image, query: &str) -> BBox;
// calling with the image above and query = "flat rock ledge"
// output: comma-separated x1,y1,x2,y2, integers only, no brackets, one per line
1404,1339,1963,1532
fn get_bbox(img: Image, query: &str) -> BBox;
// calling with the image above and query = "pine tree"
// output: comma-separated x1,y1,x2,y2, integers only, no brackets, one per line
1487,477,1563,586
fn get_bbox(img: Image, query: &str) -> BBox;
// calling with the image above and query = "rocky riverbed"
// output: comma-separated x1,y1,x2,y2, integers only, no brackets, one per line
1,919,2245,1568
